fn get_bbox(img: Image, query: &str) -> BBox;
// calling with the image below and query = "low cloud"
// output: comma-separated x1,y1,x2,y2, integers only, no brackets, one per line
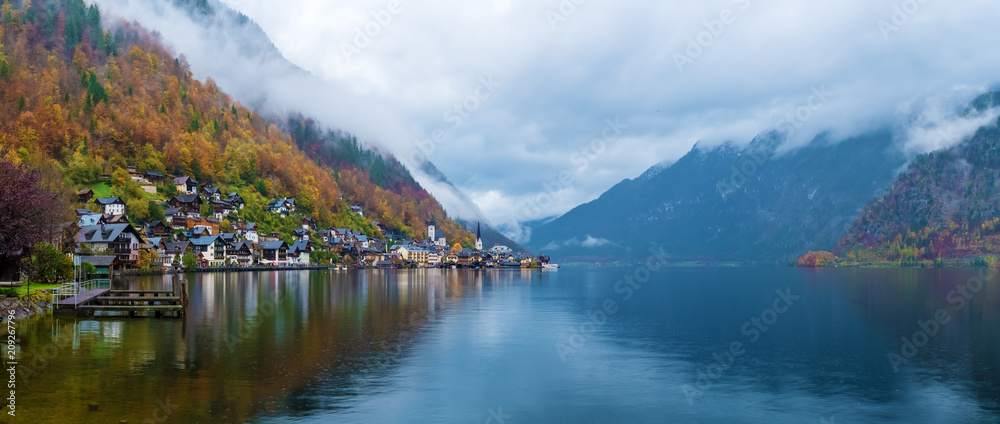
91,0,1000,240
539,235,615,250
897,89,1000,156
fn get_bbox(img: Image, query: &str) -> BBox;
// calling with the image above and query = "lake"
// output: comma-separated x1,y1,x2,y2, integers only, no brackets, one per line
8,267,1000,423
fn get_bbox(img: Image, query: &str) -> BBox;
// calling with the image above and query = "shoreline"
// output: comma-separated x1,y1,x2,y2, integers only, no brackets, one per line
1,295,53,321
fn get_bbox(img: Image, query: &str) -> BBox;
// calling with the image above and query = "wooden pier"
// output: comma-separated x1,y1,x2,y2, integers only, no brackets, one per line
54,281,188,318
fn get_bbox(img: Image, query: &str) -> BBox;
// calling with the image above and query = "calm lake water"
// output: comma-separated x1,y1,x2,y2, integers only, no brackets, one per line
7,268,1000,423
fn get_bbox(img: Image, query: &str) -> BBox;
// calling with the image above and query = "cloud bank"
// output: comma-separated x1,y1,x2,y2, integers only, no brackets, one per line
93,0,1000,241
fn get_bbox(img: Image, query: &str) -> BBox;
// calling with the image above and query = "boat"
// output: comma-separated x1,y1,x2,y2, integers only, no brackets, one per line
542,263,560,270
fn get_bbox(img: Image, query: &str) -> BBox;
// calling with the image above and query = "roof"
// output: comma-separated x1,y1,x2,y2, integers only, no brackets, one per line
189,216,218,225
164,207,182,215
78,189,93,195
189,236,219,246
79,255,117,267
78,214,104,226
290,240,311,253
174,176,197,184
104,214,128,223
260,241,289,250
145,171,164,177
96,197,123,205
76,224,137,243
173,194,200,203
147,220,166,228
164,242,190,253
230,240,254,250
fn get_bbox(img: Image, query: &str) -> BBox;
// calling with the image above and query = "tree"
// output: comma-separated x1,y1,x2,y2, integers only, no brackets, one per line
200,202,213,218
0,159,71,280
20,242,72,286
148,201,165,223
66,151,101,184
127,198,150,222
797,251,836,268
182,252,196,272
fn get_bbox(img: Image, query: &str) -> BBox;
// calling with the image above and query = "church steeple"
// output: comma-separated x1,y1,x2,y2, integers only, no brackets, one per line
475,221,483,250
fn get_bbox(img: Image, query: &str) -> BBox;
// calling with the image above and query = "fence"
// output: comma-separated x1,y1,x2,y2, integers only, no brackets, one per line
51,279,111,304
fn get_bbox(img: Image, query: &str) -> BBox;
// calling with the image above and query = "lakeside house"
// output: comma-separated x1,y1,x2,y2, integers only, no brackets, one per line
75,223,143,265
260,241,290,265
76,255,120,277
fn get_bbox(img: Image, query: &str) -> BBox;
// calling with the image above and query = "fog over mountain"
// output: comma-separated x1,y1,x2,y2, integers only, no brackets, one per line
89,0,489,222
93,0,1000,243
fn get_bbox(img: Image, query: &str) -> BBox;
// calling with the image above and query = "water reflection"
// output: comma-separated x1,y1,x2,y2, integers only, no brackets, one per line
9,268,1000,423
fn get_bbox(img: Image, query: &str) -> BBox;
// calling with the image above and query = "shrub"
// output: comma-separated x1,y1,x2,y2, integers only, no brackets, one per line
797,251,837,267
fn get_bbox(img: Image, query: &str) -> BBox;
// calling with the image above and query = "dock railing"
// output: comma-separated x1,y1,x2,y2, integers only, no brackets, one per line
52,279,111,304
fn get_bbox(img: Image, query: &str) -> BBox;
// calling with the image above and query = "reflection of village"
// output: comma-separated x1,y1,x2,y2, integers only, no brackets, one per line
25,267,540,423
72,171,554,274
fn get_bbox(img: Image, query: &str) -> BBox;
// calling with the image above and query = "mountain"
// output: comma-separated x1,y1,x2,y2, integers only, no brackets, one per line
0,0,474,245
92,0,488,240
834,92,1000,265
526,131,908,263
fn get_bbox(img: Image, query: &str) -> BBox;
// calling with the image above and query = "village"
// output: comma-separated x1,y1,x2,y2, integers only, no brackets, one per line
71,168,552,276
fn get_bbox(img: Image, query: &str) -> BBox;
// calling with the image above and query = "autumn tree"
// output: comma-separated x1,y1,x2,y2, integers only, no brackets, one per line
0,159,72,280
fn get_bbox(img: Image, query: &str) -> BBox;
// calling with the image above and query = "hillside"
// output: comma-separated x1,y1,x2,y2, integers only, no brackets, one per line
834,93,1000,265
525,131,908,263
0,0,474,244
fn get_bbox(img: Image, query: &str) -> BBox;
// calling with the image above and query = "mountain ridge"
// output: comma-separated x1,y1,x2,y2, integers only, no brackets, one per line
526,129,909,262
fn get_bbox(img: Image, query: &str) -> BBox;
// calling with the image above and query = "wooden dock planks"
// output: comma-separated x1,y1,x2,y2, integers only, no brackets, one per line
54,289,186,317
54,289,110,308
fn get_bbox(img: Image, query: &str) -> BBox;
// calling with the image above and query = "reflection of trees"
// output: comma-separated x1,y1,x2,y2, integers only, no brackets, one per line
14,270,483,422
794,268,1000,408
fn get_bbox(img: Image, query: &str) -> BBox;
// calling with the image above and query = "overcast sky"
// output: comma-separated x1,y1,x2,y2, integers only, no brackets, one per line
93,0,1000,240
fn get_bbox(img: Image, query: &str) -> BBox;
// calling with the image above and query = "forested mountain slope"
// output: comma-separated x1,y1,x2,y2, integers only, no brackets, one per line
0,0,473,244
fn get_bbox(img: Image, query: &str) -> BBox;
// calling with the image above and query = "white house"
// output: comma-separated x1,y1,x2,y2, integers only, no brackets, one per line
236,222,259,244
290,240,311,265
190,236,220,264
96,197,126,216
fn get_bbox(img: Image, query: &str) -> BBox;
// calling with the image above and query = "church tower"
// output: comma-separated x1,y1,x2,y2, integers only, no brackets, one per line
475,221,483,250
427,220,436,243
